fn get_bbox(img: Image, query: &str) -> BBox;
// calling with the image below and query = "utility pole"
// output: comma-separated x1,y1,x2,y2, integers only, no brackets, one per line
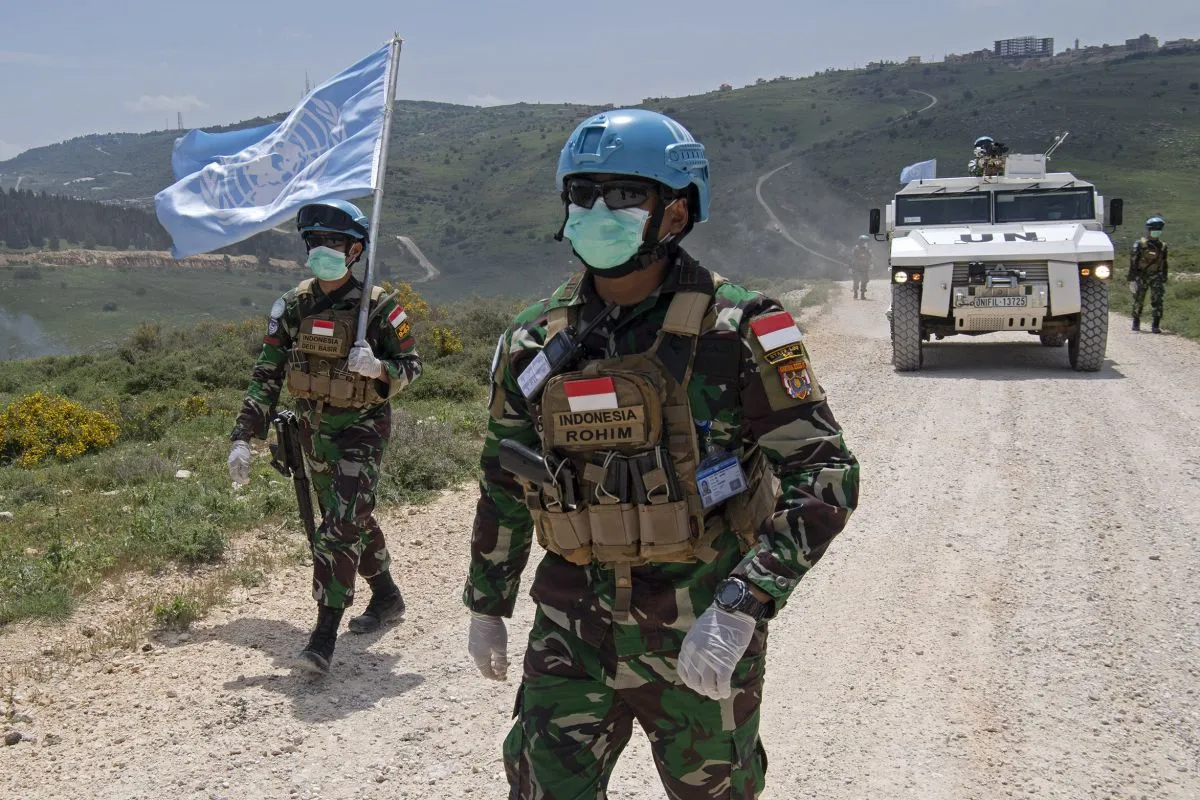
177,111,183,130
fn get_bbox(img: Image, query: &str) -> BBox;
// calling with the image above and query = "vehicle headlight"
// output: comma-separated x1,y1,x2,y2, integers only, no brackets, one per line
893,271,909,284
1094,263,1112,280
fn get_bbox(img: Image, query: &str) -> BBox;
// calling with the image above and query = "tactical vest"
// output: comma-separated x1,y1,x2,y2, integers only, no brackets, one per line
1134,238,1164,274
852,247,872,269
285,280,390,410
981,155,1006,177
524,269,780,616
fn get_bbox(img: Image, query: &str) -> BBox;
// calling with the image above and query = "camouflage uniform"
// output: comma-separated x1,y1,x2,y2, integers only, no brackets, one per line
465,252,859,799
233,276,422,609
1128,235,1169,325
851,244,872,299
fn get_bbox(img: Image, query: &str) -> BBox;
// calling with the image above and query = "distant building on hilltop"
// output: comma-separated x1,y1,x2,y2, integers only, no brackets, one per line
718,83,733,92
1125,33,1159,52
946,48,993,63
994,36,1054,59
1162,38,1198,51
906,55,921,65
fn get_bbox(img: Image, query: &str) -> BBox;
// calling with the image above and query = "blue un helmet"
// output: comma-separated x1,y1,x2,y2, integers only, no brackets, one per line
974,135,995,148
296,199,370,242
556,109,710,230
1145,215,1166,231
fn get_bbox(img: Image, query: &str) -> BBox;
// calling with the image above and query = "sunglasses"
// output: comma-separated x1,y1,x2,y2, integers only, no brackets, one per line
565,178,659,211
303,232,352,250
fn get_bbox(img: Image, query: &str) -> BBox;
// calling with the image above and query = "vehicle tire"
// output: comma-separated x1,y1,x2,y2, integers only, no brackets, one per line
1068,278,1109,372
1039,332,1066,347
891,282,922,371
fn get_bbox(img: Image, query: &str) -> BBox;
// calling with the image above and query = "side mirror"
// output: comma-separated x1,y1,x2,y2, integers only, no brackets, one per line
869,208,881,235
1108,198,1123,228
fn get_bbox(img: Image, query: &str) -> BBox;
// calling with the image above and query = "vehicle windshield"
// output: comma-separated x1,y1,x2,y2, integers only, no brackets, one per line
994,188,1095,223
895,193,991,226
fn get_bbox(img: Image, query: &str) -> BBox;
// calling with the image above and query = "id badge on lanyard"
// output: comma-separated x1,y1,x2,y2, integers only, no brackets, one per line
694,419,748,509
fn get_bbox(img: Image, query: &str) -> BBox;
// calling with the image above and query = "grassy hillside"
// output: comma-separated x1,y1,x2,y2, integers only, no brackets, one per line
3,48,1198,292
0,263,303,358
0,292,512,623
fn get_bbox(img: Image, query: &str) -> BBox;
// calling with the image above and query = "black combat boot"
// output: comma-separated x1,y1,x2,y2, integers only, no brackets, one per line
347,572,405,634
298,605,343,675
1152,317,1162,334
1132,316,1141,332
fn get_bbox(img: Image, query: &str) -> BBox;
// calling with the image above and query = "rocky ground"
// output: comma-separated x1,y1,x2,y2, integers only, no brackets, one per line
3,283,1198,799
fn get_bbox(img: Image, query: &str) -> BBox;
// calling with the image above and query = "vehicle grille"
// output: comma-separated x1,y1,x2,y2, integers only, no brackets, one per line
952,262,1049,286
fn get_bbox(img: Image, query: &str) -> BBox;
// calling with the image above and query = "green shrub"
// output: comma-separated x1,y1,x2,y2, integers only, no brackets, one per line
130,322,164,353
123,359,182,394
153,595,199,630
378,409,479,503
76,448,175,490
402,365,480,403
112,400,172,441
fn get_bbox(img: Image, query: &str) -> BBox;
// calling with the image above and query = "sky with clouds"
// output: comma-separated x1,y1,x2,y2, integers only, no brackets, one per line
1,0,1198,160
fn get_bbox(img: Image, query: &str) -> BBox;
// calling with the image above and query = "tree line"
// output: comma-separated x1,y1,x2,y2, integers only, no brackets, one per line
0,188,295,259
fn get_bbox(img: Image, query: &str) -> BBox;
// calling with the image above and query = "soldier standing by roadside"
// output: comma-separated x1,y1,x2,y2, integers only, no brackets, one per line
1128,215,1169,333
227,199,422,674
851,234,873,300
463,109,859,799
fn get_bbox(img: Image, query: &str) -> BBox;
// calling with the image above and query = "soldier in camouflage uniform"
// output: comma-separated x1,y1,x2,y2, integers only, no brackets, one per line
228,199,422,674
1128,215,1169,333
967,135,1007,177
463,110,859,799
851,234,873,300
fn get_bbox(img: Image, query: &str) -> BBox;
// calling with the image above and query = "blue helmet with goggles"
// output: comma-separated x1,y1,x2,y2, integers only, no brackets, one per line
296,199,370,242
1145,215,1166,230
554,110,710,277
556,109,710,226
974,135,995,147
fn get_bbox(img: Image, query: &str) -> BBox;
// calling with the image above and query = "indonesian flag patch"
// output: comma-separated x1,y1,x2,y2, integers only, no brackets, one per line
311,320,335,337
387,306,408,329
750,312,802,353
564,377,619,412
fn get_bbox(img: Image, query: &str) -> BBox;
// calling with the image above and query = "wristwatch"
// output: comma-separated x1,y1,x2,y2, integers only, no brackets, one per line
713,577,769,621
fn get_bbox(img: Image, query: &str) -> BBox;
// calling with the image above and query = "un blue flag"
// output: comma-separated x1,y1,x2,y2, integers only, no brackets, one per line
170,122,282,180
156,42,392,258
899,159,937,184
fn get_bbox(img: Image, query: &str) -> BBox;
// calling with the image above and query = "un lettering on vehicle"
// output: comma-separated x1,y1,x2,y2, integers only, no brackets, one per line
959,232,1042,243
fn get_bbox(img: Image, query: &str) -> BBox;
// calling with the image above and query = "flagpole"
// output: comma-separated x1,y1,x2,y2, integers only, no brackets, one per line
357,33,403,341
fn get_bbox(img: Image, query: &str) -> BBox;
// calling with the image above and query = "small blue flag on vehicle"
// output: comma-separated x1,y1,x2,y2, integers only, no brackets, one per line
155,41,393,258
899,159,937,183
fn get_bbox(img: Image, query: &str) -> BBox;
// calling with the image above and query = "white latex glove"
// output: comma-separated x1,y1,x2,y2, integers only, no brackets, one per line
228,440,251,487
1129,280,1138,295
677,606,757,700
468,612,509,681
347,340,384,379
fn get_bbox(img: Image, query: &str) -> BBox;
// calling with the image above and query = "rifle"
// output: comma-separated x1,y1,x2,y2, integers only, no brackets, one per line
269,410,318,549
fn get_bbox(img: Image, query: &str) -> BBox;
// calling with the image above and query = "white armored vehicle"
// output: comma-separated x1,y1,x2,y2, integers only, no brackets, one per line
869,152,1123,372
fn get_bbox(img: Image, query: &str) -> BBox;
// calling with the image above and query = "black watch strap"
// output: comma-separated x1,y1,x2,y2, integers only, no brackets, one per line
714,577,768,620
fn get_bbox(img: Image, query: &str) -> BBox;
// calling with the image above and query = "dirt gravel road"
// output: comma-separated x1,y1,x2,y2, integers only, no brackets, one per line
3,284,1199,799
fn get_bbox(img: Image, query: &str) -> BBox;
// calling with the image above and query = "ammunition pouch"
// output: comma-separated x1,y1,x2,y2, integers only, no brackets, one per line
528,267,783,592
1136,242,1163,274
285,307,387,409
